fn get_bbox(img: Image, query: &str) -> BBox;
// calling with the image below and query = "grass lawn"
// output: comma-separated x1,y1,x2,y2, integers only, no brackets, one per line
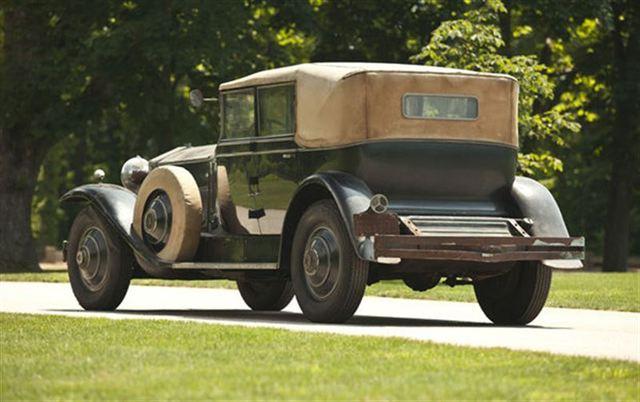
1,313,638,400
2,269,638,312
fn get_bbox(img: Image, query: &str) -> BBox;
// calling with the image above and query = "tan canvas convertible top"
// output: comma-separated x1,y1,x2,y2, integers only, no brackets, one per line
220,63,519,148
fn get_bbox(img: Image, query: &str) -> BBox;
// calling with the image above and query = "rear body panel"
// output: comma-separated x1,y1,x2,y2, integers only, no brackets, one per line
216,137,519,238
300,140,518,217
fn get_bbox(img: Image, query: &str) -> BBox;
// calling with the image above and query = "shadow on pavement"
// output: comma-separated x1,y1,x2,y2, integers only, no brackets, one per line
49,308,554,329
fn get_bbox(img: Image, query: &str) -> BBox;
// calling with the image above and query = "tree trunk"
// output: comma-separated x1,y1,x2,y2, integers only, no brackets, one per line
602,0,640,271
498,0,512,57
0,129,43,272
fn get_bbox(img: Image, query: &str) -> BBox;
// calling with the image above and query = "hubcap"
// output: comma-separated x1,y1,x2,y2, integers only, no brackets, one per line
142,190,172,252
302,226,341,301
76,227,108,291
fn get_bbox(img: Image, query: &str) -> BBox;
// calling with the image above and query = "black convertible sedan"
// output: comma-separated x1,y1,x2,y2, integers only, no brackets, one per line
61,62,584,325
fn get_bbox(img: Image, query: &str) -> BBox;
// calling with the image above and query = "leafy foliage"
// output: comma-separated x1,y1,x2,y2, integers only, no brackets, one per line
412,0,580,178
2,0,638,268
25,0,315,249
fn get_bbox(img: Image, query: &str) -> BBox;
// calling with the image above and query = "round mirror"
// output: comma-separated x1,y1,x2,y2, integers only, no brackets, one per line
189,89,204,108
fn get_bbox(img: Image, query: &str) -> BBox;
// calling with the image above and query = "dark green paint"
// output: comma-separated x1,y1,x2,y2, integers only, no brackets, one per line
207,138,518,264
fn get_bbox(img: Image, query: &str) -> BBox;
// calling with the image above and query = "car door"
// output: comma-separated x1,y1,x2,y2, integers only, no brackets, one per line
215,87,261,234
250,83,300,234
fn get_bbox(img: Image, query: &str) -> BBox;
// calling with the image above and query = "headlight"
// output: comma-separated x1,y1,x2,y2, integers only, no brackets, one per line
120,156,149,193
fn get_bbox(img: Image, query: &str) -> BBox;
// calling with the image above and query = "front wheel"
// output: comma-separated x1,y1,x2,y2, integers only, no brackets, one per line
473,262,551,325
67,207,133,310
290,200,369,323
237,279,294,311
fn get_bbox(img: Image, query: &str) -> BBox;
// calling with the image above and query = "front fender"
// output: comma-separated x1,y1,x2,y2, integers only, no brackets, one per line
59,184,158,265
279,172,375,269
511,176,583,269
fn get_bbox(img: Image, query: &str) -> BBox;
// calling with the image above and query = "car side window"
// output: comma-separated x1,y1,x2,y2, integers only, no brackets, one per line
258,84,295,136
223,89,255,139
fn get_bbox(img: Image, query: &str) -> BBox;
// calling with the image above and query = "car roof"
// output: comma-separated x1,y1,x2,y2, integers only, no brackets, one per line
219,62,516,91
219,63,519,149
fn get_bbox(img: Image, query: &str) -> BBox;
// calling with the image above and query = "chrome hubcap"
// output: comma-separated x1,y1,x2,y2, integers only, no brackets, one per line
142,190,172,252
76,227,108,291
302,227,341,301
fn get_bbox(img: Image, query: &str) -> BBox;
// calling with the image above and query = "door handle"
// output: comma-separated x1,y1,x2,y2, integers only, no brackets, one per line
282,153,294,159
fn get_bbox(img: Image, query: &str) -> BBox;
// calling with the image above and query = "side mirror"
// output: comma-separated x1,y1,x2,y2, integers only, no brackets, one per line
189,89,217,109
189,89,204,108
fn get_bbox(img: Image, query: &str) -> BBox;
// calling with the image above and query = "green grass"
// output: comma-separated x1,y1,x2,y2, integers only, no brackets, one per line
2,269,638,312
1,313,638,401
370,272,640,312
0,270,238,290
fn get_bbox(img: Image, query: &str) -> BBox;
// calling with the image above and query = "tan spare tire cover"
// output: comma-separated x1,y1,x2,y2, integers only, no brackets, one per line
133,166,202,262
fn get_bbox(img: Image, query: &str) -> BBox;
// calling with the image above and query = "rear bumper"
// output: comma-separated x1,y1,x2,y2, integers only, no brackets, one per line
373,235,585,263
354,211,585,265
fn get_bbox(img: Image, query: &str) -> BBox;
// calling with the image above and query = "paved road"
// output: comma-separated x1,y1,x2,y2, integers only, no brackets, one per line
1,281,638,362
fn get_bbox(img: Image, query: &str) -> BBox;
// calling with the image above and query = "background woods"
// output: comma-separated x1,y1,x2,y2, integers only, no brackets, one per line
1,0,638,272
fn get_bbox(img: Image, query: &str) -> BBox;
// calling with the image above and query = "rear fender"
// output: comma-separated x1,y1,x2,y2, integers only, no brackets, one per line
278,172,375,272
511,176,583,269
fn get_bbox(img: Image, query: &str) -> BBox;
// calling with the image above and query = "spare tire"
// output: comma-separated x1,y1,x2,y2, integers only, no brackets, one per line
133,165,202,262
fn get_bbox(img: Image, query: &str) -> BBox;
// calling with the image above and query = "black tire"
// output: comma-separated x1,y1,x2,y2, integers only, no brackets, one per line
473,262,552,325
237,279,294,311
291,200,369,323
67,207,133,311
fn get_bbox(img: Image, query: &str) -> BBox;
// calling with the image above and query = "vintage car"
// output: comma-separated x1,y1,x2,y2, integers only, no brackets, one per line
61,62,584,325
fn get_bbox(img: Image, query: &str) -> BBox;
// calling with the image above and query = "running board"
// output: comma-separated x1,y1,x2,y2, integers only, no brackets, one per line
171,262,278,270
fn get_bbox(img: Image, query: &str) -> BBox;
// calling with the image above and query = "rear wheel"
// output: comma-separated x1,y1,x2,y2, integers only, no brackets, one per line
237,279,294,311
291,200,369,323
67,207,133,311
473,262,551,325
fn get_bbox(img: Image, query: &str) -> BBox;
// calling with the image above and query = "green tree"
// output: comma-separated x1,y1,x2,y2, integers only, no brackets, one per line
1,0,312,272
600,0,640,271
412,0,580,178
505,0,640,269
414,0,640,269
309,0,464,62
0,2,106,271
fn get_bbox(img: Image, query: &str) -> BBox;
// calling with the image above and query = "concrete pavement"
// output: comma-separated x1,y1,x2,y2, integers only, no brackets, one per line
1,281,638,362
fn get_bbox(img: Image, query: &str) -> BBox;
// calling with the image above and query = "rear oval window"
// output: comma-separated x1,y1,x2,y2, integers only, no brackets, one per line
402,94,478,120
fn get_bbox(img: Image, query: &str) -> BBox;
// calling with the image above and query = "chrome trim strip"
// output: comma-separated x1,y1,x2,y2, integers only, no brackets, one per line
216,148,298,158
171,262,278,270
